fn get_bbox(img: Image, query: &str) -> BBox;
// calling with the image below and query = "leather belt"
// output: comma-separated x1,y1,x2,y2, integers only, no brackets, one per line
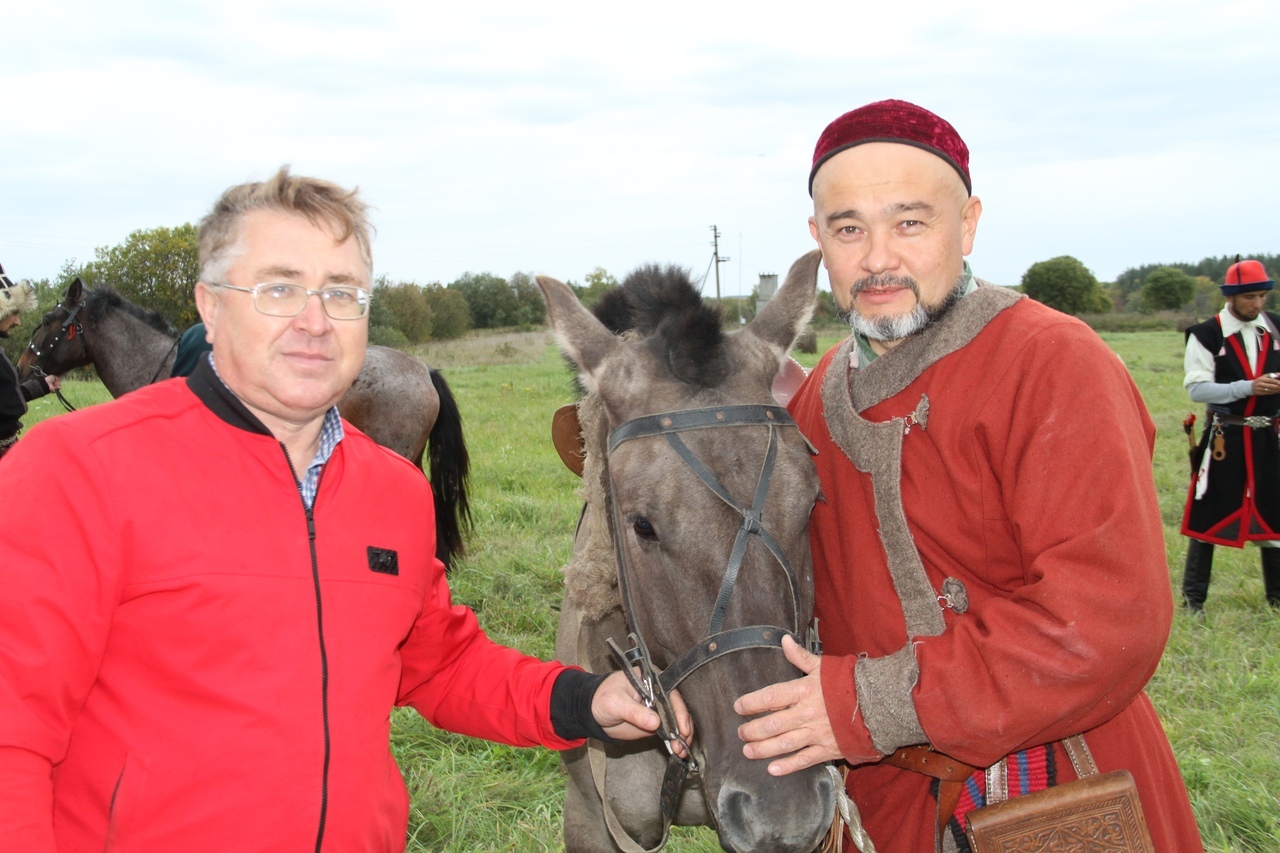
883,745,980,834
1213,413,1276,428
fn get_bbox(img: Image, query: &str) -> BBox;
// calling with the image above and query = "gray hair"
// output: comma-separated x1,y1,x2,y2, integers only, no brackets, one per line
198,166,374,283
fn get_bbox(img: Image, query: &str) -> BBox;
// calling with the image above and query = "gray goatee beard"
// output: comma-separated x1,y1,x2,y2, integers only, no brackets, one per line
839,273,967,342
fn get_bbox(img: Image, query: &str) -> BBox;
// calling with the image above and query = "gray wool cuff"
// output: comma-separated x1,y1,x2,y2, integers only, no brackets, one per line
854,644,927,755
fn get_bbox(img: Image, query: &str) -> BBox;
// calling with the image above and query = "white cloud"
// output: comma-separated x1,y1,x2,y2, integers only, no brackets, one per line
3,0,1279,294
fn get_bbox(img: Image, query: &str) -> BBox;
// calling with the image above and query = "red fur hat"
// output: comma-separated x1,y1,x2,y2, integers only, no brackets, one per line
809,99,971,196
1221,259,1275,296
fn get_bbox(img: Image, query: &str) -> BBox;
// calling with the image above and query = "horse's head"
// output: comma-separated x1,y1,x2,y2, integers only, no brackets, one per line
541,250,834,853
18,277,90,380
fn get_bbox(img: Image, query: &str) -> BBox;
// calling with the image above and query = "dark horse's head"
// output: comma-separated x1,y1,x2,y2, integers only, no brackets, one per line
17,277,175,381
541,251,833,853
17,277,89,380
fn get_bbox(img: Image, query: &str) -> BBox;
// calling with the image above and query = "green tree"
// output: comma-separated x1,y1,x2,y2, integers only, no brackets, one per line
422,285,471,339
814,290,839,324
1189,276,1223,316
448,272,519,329
1116,253,1280,297
1020,256,1107,316
1089,285,1114,314
372,280,433,343
508,271,547,327
81,224,200,329
576,267,618,308
1140,267,1197,312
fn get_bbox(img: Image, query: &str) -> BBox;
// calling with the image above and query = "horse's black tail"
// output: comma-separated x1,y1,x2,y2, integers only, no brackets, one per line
428,368,472,573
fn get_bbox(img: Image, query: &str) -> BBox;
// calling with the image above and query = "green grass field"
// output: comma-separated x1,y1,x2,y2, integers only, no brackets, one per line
16,327,1280,851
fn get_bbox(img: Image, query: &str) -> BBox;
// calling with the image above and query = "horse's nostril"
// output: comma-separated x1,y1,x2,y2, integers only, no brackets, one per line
716,774,835,853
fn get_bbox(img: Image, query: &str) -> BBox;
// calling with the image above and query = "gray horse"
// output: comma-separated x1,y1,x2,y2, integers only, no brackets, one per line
540,250,836,853
18,277,471,568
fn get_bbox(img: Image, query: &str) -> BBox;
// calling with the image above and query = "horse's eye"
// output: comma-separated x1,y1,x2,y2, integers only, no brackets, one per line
631,517,657,541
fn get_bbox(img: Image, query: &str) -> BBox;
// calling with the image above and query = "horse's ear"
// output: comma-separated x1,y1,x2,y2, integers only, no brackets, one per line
744,249,820,358
67,277,85,302
537,274,620,393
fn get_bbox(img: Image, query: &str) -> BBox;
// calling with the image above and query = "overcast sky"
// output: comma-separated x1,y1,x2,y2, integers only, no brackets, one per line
4,0,1278,300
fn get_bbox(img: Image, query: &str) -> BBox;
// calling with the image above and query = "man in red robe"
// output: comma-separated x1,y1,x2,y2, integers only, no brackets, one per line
735,100,1202,852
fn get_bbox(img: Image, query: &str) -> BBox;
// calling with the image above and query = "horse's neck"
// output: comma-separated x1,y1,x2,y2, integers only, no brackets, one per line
84,312,177,397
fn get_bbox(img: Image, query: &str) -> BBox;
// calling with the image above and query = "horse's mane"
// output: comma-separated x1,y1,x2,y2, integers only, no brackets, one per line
593,264,728,388
85,287,178,337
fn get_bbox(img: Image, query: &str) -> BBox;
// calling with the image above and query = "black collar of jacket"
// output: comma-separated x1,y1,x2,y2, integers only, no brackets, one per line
185,354,275,438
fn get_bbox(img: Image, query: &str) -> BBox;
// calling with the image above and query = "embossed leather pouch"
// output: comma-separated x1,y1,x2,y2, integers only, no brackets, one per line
966,762,1154,852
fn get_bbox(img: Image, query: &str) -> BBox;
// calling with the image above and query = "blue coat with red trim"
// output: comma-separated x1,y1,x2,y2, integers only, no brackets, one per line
1182,311,1280,545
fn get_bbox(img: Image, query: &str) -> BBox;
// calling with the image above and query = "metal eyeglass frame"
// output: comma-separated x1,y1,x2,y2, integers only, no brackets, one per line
205,281,372,320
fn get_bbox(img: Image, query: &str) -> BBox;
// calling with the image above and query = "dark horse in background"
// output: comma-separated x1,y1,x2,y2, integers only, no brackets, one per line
18,277,471,569
539,250,840,853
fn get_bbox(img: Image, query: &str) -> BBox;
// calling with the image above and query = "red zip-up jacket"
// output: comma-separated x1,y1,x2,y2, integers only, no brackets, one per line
0,362,582,851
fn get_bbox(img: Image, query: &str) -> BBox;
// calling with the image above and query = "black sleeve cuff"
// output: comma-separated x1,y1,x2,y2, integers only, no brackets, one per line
550,668,620,744
20,378,47,402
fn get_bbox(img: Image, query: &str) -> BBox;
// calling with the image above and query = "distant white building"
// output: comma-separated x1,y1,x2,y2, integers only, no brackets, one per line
755,273,778,315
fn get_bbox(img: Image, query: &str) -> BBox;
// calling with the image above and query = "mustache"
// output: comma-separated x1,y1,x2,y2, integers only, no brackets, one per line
852,275,921,297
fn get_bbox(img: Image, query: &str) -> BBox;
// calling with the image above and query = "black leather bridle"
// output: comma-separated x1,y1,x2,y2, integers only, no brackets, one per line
26,296,85,368
25,296,86,412
602,403,820,849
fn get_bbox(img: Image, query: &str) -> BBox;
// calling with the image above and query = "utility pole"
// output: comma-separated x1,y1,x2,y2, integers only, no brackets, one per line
710,226,730,302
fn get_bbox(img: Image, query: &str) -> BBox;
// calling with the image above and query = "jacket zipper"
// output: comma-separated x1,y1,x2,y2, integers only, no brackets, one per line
284,444,332,853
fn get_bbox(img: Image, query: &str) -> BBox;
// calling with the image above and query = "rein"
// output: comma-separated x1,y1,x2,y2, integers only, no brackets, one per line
148,335,181,384
600,403,822,852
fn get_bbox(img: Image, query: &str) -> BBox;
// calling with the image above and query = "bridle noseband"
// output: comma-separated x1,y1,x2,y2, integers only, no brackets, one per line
601,403,821,850
27,297,85,366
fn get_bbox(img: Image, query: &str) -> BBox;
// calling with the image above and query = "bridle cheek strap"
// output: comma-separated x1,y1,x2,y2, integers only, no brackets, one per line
604,406,820,812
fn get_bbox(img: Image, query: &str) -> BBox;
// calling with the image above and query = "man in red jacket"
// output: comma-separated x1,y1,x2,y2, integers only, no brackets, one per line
0,167,686,852
734,101,1202,851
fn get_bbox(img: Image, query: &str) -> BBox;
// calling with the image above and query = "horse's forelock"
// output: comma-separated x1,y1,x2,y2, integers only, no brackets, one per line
659,304,729,388
590,288,633,335
617,264,727,388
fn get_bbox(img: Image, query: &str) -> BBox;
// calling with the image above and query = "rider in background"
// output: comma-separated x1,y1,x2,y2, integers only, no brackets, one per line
0,264,62,461
170,320,212,377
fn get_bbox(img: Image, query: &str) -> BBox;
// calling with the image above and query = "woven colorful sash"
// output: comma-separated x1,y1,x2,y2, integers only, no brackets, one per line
947,744,1056,850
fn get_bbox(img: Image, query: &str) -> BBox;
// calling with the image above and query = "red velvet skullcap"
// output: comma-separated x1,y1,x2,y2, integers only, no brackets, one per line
809,99,971,196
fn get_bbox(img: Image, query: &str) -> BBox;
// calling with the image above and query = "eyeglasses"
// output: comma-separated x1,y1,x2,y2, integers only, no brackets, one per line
207,282,372,320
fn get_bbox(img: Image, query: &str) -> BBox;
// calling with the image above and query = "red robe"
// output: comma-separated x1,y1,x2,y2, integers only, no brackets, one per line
789,287,1201,852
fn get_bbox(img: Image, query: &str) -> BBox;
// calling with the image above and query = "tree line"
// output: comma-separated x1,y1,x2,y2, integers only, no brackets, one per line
3,223,837,366
9,221,1272,369
2,224,593,361
1021,253,1280,317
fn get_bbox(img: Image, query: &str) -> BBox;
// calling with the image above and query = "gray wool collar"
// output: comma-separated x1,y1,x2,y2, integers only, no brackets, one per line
817,282,1023,756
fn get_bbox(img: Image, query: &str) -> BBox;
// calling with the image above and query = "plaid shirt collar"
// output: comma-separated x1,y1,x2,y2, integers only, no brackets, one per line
208,354,345,508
